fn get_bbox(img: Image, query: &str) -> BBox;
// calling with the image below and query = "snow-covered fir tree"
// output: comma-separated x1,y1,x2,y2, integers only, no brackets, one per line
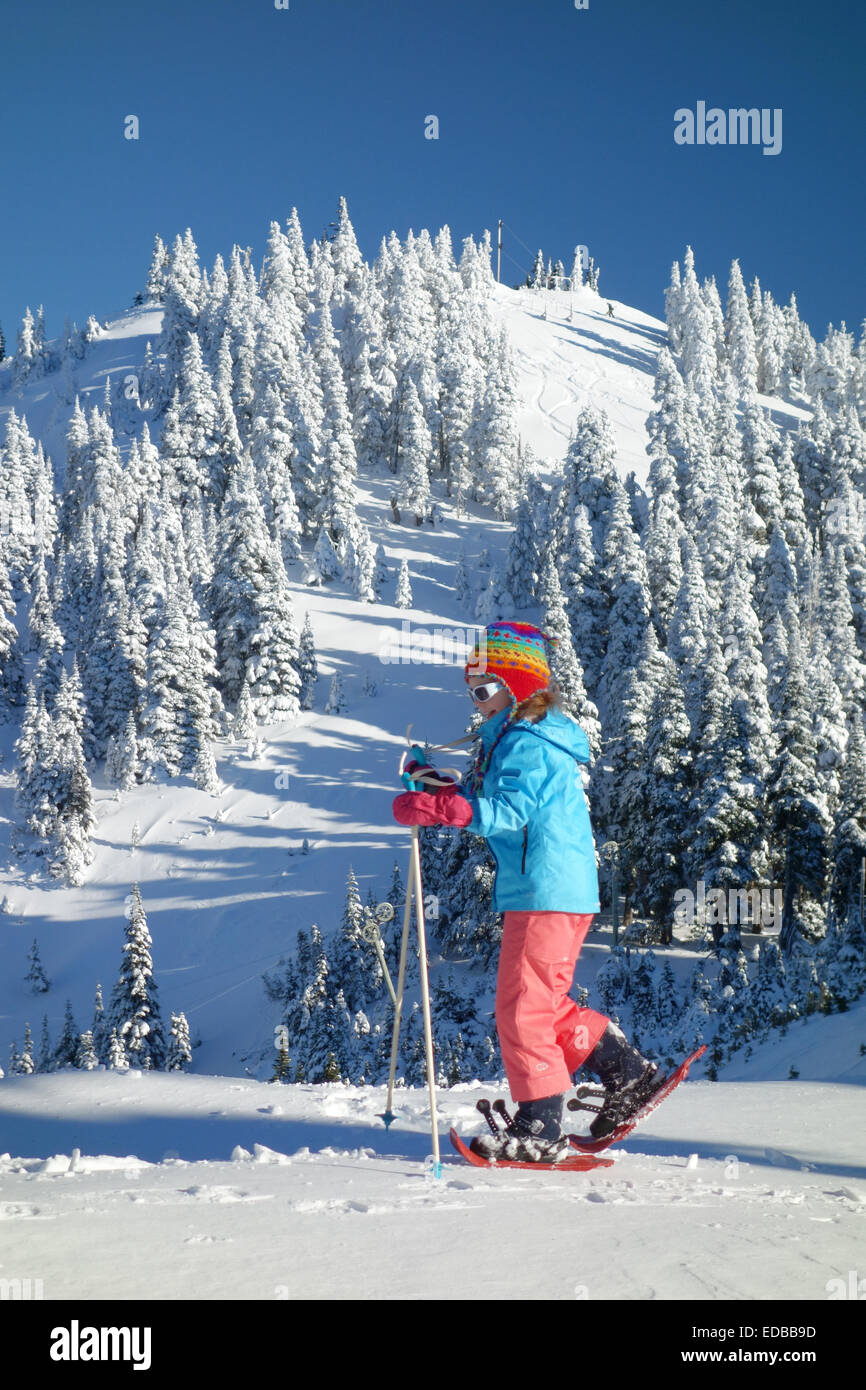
330,867,383,1012
297,613,318,710
395,558,413,608
108,884,166,1069
167,1012,192,1071
314,302,359,544
36,1015,52,1072
106,711,140,790
91,982,107,1063
393,378,432,524
25,938,50,993
75,1030,99,1070
208,455,301,721
767,617,833,951
13,676,96,884
53,1000,79,1069
107,1027,128,1071
192,737,220,793
310,525,342,585
325,671,345,715
232,675,257,740
15,1022,35,1074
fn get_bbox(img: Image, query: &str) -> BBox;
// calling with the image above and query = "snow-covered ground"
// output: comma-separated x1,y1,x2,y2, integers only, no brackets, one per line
1,1003,863,1300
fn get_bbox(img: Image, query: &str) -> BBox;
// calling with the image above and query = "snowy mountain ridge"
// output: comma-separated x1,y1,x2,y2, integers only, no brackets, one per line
0,250,851,1087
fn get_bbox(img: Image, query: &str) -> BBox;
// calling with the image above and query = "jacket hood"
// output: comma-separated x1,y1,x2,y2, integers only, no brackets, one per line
518,709,590,762
477,705,590,762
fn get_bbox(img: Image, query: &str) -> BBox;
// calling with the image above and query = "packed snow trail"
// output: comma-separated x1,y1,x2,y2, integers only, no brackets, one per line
0,1065,862,1300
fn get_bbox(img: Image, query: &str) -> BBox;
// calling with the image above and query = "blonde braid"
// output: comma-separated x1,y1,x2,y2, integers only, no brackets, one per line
463,701,520,795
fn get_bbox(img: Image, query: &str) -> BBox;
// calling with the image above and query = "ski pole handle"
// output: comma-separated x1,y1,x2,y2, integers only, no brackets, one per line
399,751,421,792
400,744,431,790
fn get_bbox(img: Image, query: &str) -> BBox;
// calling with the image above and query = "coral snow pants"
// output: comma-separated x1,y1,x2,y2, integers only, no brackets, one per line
495,911,610,1102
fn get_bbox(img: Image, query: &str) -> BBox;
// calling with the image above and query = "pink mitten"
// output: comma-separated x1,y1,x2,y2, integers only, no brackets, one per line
392,792,440,826
392,788,474,827
432,785,474,827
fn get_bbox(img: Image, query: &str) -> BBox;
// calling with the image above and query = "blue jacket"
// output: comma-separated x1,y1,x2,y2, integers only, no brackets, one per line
463,706,601,914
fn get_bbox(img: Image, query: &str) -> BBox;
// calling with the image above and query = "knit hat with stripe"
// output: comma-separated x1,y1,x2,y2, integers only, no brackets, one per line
464,621,555,705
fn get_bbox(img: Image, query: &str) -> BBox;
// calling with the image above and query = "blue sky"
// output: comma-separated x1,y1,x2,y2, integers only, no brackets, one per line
1,0,862,347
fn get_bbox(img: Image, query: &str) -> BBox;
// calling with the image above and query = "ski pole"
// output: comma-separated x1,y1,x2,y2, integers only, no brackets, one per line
408,821,442,1177
380,728,442,1177
380,852,414,1128
380,732,422,1128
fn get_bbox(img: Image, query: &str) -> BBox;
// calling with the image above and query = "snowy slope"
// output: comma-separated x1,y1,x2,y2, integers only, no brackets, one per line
0,1026,863,1300
496,282,666,482
0,283,826,1083
492,281,812,484
3,278,861,1304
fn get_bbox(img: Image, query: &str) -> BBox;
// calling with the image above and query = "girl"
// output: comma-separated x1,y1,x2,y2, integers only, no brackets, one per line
393,620,665,1163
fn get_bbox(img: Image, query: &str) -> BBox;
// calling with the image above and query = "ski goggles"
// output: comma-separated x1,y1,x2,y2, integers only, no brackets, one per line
467,679,505,704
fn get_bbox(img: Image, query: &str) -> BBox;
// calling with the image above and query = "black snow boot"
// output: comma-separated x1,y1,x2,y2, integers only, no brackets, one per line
470,1092,570,1163
578,1023,665,1140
